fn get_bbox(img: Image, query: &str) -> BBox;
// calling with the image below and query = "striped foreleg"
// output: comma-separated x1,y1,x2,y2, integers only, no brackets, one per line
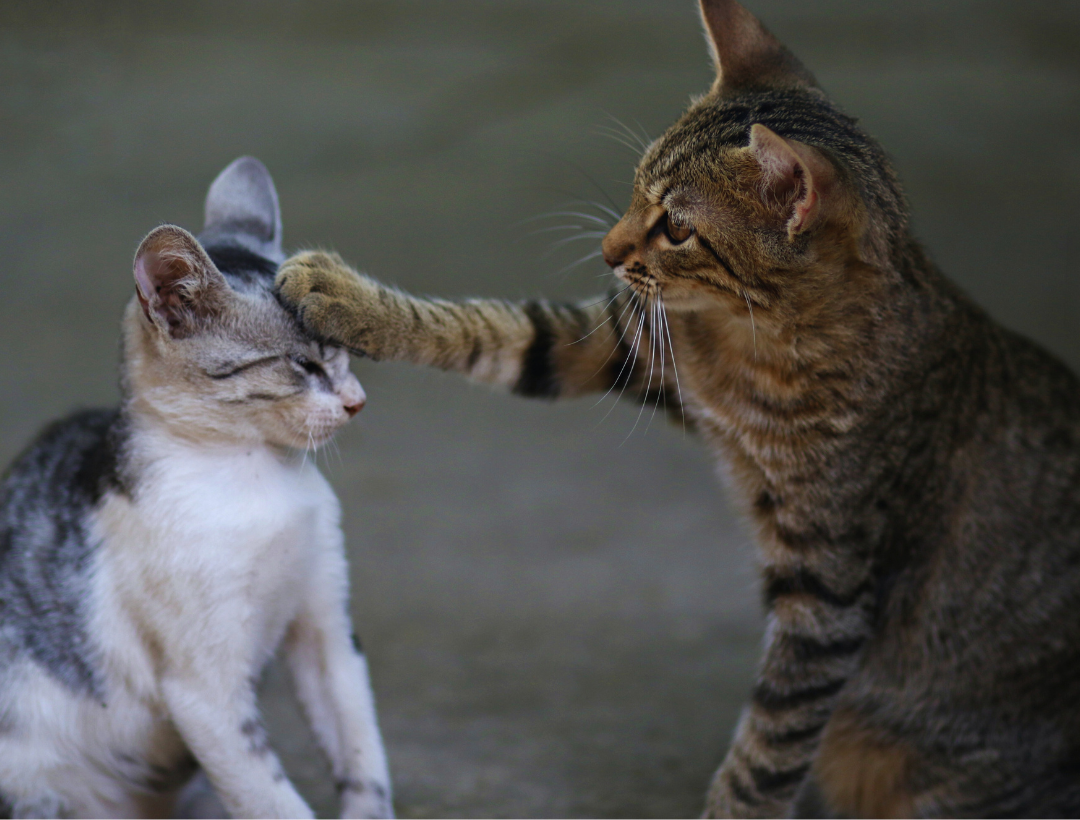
277,250,671,400
705,555,875,818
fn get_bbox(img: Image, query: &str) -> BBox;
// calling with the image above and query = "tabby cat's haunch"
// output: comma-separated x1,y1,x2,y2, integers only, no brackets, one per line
276,1,1080,816
0,158,391,818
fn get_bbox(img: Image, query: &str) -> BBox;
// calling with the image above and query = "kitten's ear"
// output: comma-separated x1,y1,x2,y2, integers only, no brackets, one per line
698,0,816,93
200,156,283,263
747,124,835,238
133,225,229,338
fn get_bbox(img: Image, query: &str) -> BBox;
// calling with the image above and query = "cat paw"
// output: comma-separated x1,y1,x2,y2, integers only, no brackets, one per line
275,251,386,357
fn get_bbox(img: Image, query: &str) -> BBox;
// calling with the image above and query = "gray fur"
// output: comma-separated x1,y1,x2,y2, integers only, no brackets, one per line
0,409,126,698
200,156,284,264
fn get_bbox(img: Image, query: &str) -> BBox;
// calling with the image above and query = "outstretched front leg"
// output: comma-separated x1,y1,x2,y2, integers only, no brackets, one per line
276,251,679,407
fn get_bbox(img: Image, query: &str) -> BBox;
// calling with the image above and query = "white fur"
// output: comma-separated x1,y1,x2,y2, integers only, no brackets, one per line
0,426,391,819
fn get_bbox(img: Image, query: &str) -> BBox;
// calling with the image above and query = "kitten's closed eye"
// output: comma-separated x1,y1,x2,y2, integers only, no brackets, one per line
293,356,326,378
205,356,280,380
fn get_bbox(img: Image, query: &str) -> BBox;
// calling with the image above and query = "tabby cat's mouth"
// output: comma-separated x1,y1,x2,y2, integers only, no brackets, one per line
613,264,660,299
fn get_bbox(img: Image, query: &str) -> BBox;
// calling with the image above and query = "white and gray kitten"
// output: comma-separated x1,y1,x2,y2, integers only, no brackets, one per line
0,158,392,819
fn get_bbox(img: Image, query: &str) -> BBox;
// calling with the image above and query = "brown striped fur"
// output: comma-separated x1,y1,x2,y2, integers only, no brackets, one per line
813,708,916,819
277,1,1080,816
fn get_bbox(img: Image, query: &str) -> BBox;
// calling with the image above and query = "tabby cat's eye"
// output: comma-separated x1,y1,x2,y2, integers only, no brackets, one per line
664,212,694,244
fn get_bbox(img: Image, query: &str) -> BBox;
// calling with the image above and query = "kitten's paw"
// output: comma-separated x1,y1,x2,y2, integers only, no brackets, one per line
275,251,387,357
339,779,394,819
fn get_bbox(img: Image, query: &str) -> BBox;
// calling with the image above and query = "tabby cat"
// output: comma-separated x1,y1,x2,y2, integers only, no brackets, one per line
0,157,392,818
276,1,1080,817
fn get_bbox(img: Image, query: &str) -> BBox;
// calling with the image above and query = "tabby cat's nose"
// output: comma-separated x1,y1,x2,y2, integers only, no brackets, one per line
344,398,366,418
602,234,632,268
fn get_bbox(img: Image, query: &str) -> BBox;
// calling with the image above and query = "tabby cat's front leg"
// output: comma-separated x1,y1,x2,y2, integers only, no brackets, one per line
276,251,668,401
705,557,875,818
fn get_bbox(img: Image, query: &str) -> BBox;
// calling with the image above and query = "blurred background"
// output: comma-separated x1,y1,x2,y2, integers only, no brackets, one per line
1,1,1078,816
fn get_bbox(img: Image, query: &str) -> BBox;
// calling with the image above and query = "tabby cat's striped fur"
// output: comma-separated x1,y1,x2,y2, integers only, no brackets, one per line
276,1,1080,816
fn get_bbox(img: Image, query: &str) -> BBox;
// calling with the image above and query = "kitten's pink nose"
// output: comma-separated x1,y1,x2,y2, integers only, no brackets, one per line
339,375,366,418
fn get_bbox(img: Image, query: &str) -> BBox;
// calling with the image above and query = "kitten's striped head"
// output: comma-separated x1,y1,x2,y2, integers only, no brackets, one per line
124,158,364,449
602,0,906,337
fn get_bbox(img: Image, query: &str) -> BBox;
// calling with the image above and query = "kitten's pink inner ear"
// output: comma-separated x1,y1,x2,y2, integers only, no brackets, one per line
134,251,182,328
749,124,831,236
132,224,226,335
133,252,159,306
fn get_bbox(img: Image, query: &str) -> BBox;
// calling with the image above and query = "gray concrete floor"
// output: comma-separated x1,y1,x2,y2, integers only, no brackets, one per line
1,1,1078,816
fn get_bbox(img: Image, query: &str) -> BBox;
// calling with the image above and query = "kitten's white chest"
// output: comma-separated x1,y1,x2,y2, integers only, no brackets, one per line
159,444,333,605
95,437,341,673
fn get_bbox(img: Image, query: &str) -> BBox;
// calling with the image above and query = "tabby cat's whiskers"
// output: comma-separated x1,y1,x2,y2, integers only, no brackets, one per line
594,127,645,157
555,248,605,278
598,113,653,155
743,289,757,361
582,289,640,388
600,296,647,425
646,295,667,434
570,286,630,345
658,295,686,434
593,295,642,415
622,294,661,444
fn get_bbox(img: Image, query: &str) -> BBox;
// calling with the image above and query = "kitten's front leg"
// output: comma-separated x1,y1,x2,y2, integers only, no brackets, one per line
284,557,392,819
161,674,313,819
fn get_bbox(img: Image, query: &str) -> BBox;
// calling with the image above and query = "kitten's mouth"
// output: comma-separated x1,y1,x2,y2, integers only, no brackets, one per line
300,425,341,449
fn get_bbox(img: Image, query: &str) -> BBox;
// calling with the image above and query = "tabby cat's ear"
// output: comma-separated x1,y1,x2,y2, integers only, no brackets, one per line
133,225,228,338
698,0,816,93
747,124,835,238
200,156,284,263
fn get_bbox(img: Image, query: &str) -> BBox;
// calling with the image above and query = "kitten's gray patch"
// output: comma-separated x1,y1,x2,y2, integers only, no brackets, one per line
204,244,279,292
114,750,199,795
239,717,271,757
0,409,130,697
